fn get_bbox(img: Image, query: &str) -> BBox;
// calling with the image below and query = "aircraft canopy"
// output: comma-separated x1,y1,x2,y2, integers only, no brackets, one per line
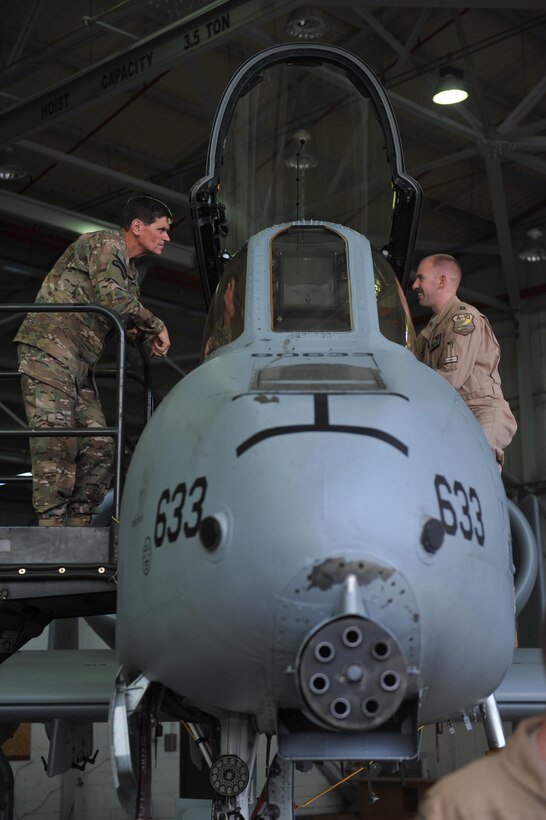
190,44,421,305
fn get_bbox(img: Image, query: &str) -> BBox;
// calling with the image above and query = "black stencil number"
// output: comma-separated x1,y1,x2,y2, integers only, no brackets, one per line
434,474,484,546
154,488,170,547
167,483,186,543
183,477,207,538
154,477,208,547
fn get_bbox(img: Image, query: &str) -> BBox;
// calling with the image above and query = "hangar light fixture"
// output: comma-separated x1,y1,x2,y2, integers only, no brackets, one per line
0,147,27,182
284,129,318,170
286,6,329,40
519,228,546,263
432,66,469,105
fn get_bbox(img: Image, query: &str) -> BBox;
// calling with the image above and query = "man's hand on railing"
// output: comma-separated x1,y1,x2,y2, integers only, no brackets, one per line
150,327,171,358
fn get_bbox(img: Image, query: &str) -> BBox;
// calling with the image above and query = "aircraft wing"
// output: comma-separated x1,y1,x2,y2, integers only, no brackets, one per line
0,646,543,727
0,649,117,722
495,648,546,720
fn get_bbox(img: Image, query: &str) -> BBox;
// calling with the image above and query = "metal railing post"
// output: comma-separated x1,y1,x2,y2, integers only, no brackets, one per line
0,303,127,533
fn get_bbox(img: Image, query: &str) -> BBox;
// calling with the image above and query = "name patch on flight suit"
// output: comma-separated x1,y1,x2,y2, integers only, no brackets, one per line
444,339,458,365
452,313,475,335
430,334,442,351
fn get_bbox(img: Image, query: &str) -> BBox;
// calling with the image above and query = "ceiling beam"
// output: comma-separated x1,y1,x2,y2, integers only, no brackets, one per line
408,145,478,176
5,0,44,67
0,0,294,146
389,8,432,76
17,139,189,205
310,0,546,5
0,189,196,269
458,286,512,312
50,123,174,174
0,24,214,126
390,92,482,142
0,2,152,90
354,8,408,57
506,150,546,179
498,74,546,135
424,198,494,234
482,153,520,310
415,239,500,256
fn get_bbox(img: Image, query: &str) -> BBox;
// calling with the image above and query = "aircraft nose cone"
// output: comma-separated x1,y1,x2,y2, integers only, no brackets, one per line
297,615,408,731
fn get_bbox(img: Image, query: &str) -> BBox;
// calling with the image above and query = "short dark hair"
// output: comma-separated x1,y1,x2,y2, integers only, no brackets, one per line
423,253,462,277
120,195,173,229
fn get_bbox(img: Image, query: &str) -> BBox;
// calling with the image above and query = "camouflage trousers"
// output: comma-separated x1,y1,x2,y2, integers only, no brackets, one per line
20,372,114,523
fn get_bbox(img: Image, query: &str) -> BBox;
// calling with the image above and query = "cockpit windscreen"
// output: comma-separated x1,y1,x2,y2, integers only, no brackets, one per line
374,251,417,351
203,250,247,357
271,226,351,332
221,60,394,258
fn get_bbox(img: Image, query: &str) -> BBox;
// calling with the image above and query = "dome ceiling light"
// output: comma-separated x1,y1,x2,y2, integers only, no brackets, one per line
286,6,329,40
432,66,469,105
519,228,546,263
0,147,28,182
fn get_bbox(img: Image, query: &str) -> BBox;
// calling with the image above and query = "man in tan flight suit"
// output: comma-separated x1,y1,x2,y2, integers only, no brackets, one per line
417,616,546,819
413,253,516,469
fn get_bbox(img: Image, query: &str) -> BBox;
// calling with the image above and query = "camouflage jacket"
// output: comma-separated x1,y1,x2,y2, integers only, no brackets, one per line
15,229,165,375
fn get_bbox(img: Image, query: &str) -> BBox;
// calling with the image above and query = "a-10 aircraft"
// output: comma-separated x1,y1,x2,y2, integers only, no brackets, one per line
109,43,518,819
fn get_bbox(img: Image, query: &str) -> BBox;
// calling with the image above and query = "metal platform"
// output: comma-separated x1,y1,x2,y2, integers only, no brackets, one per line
0,526,116,660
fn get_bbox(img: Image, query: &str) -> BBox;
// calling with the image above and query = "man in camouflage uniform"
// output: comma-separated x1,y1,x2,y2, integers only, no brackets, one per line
413,253,517,469
15,195,172,526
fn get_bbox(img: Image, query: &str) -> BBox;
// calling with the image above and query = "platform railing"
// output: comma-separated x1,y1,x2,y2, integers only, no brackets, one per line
0,303,153,537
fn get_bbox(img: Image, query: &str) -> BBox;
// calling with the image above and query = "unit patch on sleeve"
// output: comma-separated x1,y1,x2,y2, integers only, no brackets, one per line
452,313,475,335
111,255,128,280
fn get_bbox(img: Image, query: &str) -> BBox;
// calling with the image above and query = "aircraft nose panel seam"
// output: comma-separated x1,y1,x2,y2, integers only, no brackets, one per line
237,392,408,456
236,425,408,457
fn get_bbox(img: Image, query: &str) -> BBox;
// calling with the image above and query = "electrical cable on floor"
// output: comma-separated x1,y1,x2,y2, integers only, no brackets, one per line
294,764,366,809
179,720,212,768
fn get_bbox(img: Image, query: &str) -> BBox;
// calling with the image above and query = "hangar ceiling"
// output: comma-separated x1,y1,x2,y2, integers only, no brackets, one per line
0,0,545,508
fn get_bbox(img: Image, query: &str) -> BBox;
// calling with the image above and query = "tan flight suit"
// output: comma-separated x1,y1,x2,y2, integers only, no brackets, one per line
416,294,517,468
418,716,546,820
